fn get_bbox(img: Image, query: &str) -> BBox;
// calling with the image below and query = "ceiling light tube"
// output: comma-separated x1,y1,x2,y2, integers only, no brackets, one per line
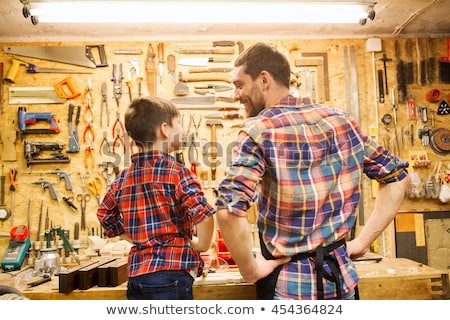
28,1,373,24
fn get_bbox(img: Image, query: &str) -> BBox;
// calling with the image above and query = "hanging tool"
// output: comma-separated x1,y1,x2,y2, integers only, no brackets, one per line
0,166,11,222
100,82,110,128
425,37,435,83
66,103,80,153
395,40,407,103
205,112,243,120
84,137,95,169
173,41,235,47
32,179,59,202
157,43,165,84
111,63,123,107
175,48,235,55
113,48,143,55
130,57,143,97
174,72,190,96
170,95,235,105
86,177,102,205
99,130,111,155
9,168,16,226
177,56,233,67
4,58,93,83
24,140,71,167
18,107,60,140
405,39,414,84
377,69,385,104
206,120,223,160
380,53,392,95
439,38,450,83
4,45,108,69
145,43,157,95
77,193,90,231
62,196,78,212
112,112,126,154
167,54,177,83
416,38,426,86
36,200,43,241
194,84,233,92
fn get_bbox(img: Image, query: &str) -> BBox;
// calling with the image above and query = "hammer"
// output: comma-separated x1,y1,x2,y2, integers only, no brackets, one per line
206,120,223,160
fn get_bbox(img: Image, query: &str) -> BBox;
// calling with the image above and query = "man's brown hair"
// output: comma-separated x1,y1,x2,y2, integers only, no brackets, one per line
125,96,180,148
234,42,291,88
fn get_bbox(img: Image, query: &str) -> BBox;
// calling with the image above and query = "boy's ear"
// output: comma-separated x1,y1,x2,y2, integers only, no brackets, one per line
159,122,169,139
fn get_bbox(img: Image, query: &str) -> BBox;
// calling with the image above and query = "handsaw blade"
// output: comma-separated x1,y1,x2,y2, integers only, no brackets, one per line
170,96,235,105
4,46,97,68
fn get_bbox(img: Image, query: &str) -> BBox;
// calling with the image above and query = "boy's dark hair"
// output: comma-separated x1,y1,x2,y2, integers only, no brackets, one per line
125,96,180,148
234,42,291,88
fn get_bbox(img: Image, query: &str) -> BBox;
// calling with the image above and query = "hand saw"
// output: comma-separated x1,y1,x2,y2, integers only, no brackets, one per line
3,45,108,68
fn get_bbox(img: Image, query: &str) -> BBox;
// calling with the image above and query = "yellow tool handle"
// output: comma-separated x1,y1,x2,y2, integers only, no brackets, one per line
5,59,29,83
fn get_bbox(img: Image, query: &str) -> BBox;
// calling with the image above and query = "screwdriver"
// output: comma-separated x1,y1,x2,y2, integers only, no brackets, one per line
9,168,17,226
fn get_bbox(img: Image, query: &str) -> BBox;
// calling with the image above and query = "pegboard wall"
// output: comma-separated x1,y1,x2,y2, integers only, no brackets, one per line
0,38,448,264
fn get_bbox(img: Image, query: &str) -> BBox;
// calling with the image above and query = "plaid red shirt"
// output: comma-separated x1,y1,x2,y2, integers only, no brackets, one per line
98,150,215,278
216,96,409,299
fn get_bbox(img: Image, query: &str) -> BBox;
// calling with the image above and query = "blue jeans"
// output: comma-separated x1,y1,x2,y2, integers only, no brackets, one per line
127,270,194,300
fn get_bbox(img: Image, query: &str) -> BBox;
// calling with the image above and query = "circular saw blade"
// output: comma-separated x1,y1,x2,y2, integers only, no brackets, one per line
430,128,450,155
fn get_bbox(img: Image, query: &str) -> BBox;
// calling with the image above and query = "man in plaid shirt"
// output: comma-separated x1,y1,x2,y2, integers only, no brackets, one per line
216,43,410,300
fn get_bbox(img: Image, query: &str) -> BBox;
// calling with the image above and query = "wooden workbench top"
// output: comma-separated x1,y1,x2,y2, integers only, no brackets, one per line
0,257,448,300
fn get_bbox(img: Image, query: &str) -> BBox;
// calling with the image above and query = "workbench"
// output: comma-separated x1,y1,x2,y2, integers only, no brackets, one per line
0,257,448,300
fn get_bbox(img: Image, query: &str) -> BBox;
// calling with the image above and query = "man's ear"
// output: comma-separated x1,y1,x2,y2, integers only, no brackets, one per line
260,70,271,88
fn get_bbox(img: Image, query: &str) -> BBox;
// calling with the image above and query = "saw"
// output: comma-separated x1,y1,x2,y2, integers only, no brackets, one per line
3,45,108,69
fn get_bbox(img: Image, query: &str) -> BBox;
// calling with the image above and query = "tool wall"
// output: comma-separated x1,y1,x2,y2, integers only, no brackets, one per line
0,38,449,266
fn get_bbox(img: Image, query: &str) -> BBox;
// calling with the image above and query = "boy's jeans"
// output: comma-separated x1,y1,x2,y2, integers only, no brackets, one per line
127,270,194,300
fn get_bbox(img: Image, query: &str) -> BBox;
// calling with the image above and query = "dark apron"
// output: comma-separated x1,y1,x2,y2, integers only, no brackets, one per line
256,234,358,300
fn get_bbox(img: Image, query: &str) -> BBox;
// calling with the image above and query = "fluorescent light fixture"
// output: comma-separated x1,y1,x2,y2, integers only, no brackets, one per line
25,1,376,24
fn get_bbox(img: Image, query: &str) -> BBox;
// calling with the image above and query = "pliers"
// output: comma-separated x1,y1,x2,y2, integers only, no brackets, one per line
112,112,125,154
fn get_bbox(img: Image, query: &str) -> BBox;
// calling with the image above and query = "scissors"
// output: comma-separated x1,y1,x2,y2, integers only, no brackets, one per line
77,193,90,230
86,176,102,205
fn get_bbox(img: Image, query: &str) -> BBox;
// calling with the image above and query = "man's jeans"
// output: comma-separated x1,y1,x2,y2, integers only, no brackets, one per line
127,270,194,300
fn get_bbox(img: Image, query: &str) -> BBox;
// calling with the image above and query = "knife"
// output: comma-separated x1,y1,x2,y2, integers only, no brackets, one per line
179,73,232,83
175,48,235,55
194,84,233,91
178,56,233,67
170,95,235,105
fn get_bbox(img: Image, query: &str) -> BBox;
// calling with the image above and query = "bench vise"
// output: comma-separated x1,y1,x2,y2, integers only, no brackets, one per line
18,107,60,140
24,140,70,167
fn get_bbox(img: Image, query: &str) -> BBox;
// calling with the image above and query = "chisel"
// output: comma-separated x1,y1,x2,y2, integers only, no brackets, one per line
175,48,234,55
171,95,235,105
205,112,243,119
